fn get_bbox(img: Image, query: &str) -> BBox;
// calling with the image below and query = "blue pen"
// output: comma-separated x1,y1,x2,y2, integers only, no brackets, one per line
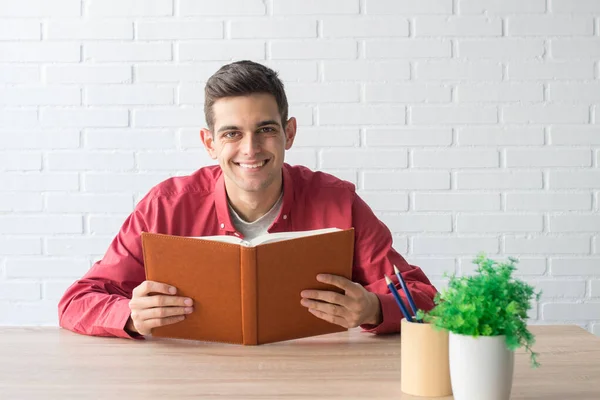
384,275,413,323
393,265,422,322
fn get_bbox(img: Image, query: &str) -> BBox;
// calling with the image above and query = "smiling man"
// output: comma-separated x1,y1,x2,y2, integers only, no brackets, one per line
58,61,438,339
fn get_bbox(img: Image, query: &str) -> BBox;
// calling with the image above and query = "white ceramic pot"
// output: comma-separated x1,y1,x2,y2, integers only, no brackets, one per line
449,332,515,400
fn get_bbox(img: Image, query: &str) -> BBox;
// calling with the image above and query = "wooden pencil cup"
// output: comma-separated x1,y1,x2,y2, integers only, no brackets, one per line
400,318,452,397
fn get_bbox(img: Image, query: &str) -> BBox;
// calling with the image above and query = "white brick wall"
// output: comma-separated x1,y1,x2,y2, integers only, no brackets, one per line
0,1,598,335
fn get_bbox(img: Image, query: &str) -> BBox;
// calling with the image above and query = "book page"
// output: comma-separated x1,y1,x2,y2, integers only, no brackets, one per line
190,235,244,245
249,227,341,246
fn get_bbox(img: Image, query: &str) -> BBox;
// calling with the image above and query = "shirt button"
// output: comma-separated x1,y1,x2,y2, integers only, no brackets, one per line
220,223,225,229
234,232,240,237
283,215,288,220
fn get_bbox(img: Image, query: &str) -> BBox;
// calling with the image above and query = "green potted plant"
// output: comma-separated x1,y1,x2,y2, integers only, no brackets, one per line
417,253,541,400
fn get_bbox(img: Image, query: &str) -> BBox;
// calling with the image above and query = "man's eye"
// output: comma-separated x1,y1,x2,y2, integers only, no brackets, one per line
223,131,240,139
259,127,276,133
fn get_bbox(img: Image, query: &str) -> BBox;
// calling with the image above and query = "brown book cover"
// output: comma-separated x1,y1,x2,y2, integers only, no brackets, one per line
141,228,354,345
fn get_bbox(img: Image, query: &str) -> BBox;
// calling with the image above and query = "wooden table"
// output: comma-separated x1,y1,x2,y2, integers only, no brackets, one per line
0,326,598,399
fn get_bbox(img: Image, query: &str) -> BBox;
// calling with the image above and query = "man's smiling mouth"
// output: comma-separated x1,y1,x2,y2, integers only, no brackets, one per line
234,159,269,169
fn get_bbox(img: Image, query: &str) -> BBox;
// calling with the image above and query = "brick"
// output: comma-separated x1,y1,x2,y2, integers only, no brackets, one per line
41,109,128,128
529,279,587,298
323,61,410,81
293,128,360,147
411,106,497,124
137,21,222,40
366,40,451,59
365,128,452,146
507,149,592,168
322,17,408,37
406,257,456,276
592,280,600,297
47,152,134,171
319,105,405,125
179,41,264,61
321,149,408,169
46,236,113,256
264,61,318,82
392,236,408,254
0,109,38,129
460,257,547,276
551,258,600,276
0,153,41,171
356,192,409,212
549,171,600,189
45,65,132,84
0,302,58,325
177,84,204,105
503,105,589,124
0,130,79,149
0,282,40,301
458,39,544,59
86,43,171,62
551,39,600,58
543,303,600,320
135,63,222,82
0,194,42,212
506,236,591,255
0,238,41,255
0,0,81,17
457,127,544,146
507,193,592,211
413,237,499,255
136,151,215,170
286,83,360,103
47,21,133,40
0,20,40,40
458,0,545,14
380,214,452,232
457,83,543,102
319,170,357,185
6,258,90,278
549,215,600,233
0,173,78,191
551,0,600,13
0,216,82,234
289,105,313,126
232,19,316,39
47,194,133,213
549,83,600,102
508,61,594,80
285,149,317,169
366,0,452,14
508,16,593,36
415,17,501,37
133,108,204,128
415,61,502,81
457,171,543,190
414,193,501,211
88,215,128,235
366,84,451,103
83,173,170,192
271,40,356,60
181,0,265,15
363,171,450,190
0,66,39,84
274,0,358,15
0,43,80,62
87,0,172,17
86,85,173,105
0,86,81,106
413,149,499,168
43,281,73,301
457,214,543,233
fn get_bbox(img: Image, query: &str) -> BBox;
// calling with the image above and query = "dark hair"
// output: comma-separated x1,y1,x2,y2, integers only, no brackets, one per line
204,60,288,131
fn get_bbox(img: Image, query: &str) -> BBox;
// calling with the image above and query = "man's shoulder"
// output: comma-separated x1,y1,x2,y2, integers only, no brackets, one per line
286,164,356,193
144,165,222,201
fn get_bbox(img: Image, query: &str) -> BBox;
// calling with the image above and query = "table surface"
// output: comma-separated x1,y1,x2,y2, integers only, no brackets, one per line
0,325,599,400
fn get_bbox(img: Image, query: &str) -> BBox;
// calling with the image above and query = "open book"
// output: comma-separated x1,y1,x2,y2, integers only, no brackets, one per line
141,228,354,345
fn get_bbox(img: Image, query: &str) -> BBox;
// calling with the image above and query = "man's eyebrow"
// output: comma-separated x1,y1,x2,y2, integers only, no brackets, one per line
217,120,280,134
256,120,280,128
216,125,239,133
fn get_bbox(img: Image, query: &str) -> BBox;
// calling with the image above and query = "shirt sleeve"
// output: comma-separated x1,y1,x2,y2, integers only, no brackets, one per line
350,194,438,335
57,202,151,339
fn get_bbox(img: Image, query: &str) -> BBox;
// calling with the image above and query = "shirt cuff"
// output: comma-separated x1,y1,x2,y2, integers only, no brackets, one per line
360,293,403,335
108,297,145,340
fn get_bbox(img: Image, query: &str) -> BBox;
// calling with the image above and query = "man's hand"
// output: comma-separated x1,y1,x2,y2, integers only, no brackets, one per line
300,274,382,328
125,281,194,336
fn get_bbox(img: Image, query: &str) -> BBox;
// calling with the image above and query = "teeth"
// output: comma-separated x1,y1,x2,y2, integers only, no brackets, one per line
238,160,266,169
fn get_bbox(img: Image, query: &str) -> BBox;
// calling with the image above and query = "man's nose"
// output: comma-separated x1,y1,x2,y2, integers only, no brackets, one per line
241,133,261,154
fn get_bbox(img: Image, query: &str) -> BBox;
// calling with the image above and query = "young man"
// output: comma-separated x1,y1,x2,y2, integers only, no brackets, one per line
58,61,437,338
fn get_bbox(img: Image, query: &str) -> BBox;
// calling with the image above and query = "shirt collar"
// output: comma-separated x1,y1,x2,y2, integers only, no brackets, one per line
214,163,294,233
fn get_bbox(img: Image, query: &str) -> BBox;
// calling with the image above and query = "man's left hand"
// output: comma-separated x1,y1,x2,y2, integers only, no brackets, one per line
300,274,382,328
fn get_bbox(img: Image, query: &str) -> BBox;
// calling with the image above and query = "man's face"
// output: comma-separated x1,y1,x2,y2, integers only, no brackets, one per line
201,93,296,197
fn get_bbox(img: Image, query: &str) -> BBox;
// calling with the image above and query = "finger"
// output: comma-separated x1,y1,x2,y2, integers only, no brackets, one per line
316,274,357,293
300,290,351,308
301,298,346,318
130,295,193,310
136,306,193,321
142,315,186,331
133,281,177,298
307,308,349,329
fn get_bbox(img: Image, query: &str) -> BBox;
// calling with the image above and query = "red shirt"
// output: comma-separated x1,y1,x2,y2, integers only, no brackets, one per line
58,164,437,339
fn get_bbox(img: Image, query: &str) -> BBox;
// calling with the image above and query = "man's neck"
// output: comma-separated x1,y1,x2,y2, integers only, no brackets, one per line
226,180,283,223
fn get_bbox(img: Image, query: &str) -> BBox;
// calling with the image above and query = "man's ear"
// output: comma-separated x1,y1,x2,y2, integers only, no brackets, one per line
283,117,297,150
200,128,217,160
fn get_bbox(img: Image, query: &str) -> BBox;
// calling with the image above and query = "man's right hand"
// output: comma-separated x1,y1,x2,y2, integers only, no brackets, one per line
125,281,194,336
